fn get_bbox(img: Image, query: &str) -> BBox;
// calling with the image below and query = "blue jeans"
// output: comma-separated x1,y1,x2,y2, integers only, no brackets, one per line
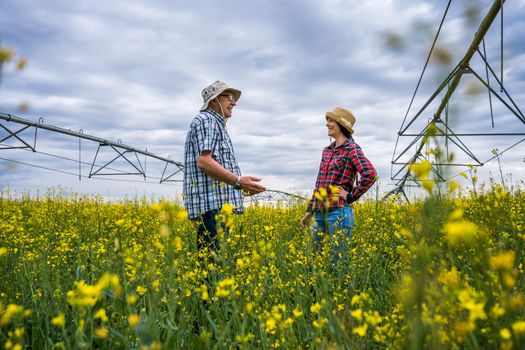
312,205,355,265
196,209,229,257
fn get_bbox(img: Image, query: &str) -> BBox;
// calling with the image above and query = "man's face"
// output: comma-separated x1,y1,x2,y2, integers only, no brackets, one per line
211,93,237,118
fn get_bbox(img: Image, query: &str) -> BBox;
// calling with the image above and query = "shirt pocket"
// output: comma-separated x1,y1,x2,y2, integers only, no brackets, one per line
219,138,236,169
333,155,346,171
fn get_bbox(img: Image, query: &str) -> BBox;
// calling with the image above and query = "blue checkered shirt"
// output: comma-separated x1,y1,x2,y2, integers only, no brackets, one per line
183,109,244,219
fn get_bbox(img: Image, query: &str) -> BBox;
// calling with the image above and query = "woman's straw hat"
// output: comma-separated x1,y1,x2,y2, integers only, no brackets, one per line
326,107,356,134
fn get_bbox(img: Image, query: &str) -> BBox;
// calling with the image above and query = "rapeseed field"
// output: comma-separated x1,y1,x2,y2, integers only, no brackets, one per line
1,181,524,349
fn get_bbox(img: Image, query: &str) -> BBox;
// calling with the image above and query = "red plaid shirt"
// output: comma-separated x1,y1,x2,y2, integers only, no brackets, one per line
307,139,377,212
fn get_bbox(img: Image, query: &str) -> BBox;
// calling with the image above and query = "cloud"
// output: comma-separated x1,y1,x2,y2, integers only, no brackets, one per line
1,0,524,200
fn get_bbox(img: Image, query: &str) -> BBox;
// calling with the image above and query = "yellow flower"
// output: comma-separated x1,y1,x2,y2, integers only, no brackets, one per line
352,323,368,337
94,308,108,322
421,179,435,194
52,342,66,350
467,302,486,322
502,272,516,288
66,276,118,308
148,341,162,350
151,280,160,292
201,284,209,301
215,277,235,298
293,308,303,318
506,294,525,311
449,208,464,221
512,321,525,334
399,228,413,239
444,221,478,245
176,210,188,220
410,160,432,179
491,304,505,318
126,294,138,305
500,328,511,340
310,303,322,314
95,327,109,339
128,314,141,328
136,285,147,296
173,236,183,251
455,320,475,340
329,185,339,194
222,203,235,215
0,247,7,257
51,313,65,328
312,317,328,329
490,252,515,271
448,180,461,192
236,333,255,344
364,311,382,325
219,203,236,227
245,303,254,314
199,331,212,344
438,267,460,287
265,318,277,334
14,327,24,338
351,309,363,321
314,187,329,201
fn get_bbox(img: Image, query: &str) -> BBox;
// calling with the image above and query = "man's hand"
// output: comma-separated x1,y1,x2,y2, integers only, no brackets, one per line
197,153,266,195
240,176,266,196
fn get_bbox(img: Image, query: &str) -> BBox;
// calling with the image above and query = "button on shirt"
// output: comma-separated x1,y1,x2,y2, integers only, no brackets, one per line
307,139,377,212
183,110,243,219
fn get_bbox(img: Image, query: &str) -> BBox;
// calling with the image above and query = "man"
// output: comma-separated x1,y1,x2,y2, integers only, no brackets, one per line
183,80,266,256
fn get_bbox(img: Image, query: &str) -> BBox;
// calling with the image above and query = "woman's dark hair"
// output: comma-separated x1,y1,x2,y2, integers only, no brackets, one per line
336,122,353,139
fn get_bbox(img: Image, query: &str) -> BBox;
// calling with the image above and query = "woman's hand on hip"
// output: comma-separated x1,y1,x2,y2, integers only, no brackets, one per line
337,187,348,200
301,212,313,228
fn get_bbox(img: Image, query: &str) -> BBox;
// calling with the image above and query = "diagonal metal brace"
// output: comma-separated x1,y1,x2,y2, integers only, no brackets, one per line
89,142,146,178
160,160,184,183
0,123,36,151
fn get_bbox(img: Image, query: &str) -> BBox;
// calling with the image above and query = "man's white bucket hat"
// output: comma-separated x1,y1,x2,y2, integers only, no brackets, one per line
200,80,241,111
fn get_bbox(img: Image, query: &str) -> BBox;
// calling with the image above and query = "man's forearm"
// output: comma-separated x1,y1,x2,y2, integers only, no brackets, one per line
197,154,237,185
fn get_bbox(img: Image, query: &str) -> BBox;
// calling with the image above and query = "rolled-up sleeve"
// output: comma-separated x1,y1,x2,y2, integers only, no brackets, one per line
195,118,220,157
347,144,377,203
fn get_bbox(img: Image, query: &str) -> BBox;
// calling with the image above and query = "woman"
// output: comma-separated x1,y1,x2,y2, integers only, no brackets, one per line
301,107,377,261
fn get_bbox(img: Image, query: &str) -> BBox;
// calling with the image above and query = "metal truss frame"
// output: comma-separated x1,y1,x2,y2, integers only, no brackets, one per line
388,0,524,199
0,113,305,204
0,113,183,183
244,189,306,205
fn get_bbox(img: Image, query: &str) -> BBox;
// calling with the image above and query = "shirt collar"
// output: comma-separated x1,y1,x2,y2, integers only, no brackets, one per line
203,108,226,126
330,138,351,150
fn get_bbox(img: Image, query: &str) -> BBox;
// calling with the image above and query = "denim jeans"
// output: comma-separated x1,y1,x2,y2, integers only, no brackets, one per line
196,209,229,256
312,205,355,266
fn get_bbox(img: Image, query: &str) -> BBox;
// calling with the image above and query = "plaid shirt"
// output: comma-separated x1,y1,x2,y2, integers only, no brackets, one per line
183,109,243,219
307,138,377,212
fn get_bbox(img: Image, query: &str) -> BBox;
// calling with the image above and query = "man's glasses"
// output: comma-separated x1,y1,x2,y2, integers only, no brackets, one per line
220,94,235,102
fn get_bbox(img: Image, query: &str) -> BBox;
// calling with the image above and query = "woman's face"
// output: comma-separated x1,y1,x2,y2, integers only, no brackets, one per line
325,117,342,138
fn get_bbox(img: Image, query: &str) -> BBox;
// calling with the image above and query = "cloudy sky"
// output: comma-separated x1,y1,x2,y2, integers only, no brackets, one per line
1,0,524,201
